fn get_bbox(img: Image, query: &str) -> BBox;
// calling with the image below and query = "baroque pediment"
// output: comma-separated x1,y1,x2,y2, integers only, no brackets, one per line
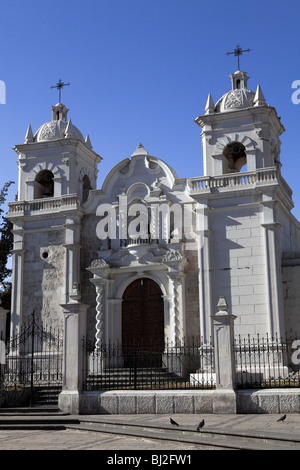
100,145,177,201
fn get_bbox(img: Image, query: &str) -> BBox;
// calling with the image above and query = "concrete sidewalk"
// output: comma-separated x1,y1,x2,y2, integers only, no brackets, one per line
0,411,299,450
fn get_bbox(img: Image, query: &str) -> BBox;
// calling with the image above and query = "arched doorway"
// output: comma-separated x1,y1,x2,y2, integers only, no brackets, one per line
122,278,164,366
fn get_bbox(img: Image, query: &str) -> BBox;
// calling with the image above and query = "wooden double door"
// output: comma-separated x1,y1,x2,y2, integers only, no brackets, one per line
122,278,164,366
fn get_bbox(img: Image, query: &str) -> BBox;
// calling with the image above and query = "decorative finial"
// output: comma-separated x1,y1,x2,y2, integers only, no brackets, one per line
85,134,93,148
217,296,228,311
25,124,34,143
205,93,215,114
254,84,266,106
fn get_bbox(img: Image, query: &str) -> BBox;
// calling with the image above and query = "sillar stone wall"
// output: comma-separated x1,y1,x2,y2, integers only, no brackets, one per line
23,229,65,330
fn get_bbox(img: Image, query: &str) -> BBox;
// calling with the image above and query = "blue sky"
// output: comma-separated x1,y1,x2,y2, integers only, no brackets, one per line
1,0,300,220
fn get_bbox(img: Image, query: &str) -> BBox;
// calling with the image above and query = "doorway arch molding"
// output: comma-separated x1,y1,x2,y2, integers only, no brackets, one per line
115,271,171,346
88,256,187,348
115,271,168,300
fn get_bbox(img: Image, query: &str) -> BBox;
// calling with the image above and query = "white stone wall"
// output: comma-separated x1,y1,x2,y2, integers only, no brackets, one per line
282,253,300,335
80,214,99,340
183,248,200,339
209,203,268,335
23,229,65,330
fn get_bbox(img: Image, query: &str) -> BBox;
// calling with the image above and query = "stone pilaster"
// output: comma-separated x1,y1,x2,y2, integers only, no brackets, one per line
261,193,285,336
10,218,25,336
64,215,82,305
58,302,88,415
194,199,213,344
211,297,237,413
0,303,9,342
262,222,285,336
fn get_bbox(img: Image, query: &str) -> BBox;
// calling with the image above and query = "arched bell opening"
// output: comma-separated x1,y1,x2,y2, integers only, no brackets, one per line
223,142,247,174
82,174,92,203
34,170,54,199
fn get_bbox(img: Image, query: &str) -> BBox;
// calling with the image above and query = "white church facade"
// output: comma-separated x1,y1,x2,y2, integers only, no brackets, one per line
7,68,300,361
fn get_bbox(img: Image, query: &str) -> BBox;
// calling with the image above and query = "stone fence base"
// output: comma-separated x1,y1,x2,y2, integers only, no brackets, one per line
63,389,300,415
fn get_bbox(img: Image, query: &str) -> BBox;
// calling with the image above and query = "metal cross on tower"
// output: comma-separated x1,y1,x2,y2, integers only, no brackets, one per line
50,79,70,103
226,45,251,70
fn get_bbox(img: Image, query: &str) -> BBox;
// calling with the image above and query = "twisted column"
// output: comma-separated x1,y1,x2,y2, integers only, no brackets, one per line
169,273,181,345
95,281,105,349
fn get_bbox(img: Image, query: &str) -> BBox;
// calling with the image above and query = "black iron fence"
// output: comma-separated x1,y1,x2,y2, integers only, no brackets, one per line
82,333,300,392
83,338,216,391
235,333,300,389
2,317,300,405
0,314,63,407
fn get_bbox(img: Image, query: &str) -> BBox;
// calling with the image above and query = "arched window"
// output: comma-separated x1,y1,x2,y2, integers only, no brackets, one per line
34,170,54,199
223,142,247,174
82,175,92,203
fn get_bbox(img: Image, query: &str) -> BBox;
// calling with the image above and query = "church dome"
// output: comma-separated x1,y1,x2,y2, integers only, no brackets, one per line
215,87,255,113
34,119,85,143
214,70,258,113
33,102,85,143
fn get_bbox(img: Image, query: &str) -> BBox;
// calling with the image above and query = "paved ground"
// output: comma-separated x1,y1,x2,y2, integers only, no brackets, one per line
0,428,201,451
0,413,299,451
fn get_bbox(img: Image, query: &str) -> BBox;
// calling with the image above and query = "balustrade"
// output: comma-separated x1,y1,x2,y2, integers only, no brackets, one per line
190,167,280,192
8,194,80,215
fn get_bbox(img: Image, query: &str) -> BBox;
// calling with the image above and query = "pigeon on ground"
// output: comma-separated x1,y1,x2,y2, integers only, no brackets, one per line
197,419,205,431
277,414,286,422
170,418,179,426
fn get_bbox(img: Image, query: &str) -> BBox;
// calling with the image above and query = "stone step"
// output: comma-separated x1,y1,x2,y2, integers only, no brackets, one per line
87,368,183,380
0,406,64,414
85,368,185,389
0,414,79,430
31,386,62,406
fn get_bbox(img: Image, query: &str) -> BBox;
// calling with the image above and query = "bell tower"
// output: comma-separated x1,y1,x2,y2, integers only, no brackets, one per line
193,63,295,340
8,98,102,337
14,101,102,203
195,69,284,177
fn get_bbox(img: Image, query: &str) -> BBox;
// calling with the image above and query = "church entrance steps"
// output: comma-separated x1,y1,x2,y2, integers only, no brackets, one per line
0,405,65,414
0,415,80,431
31,385,62,407
85,367,188,390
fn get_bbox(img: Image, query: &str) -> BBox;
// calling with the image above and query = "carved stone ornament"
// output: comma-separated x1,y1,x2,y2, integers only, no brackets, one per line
151,246,168,257
39,121,66,140
224,89,255,110
70,281,81,301
39,121,56,140
224,90,243,108
90,258,110,269
162,249,183,262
